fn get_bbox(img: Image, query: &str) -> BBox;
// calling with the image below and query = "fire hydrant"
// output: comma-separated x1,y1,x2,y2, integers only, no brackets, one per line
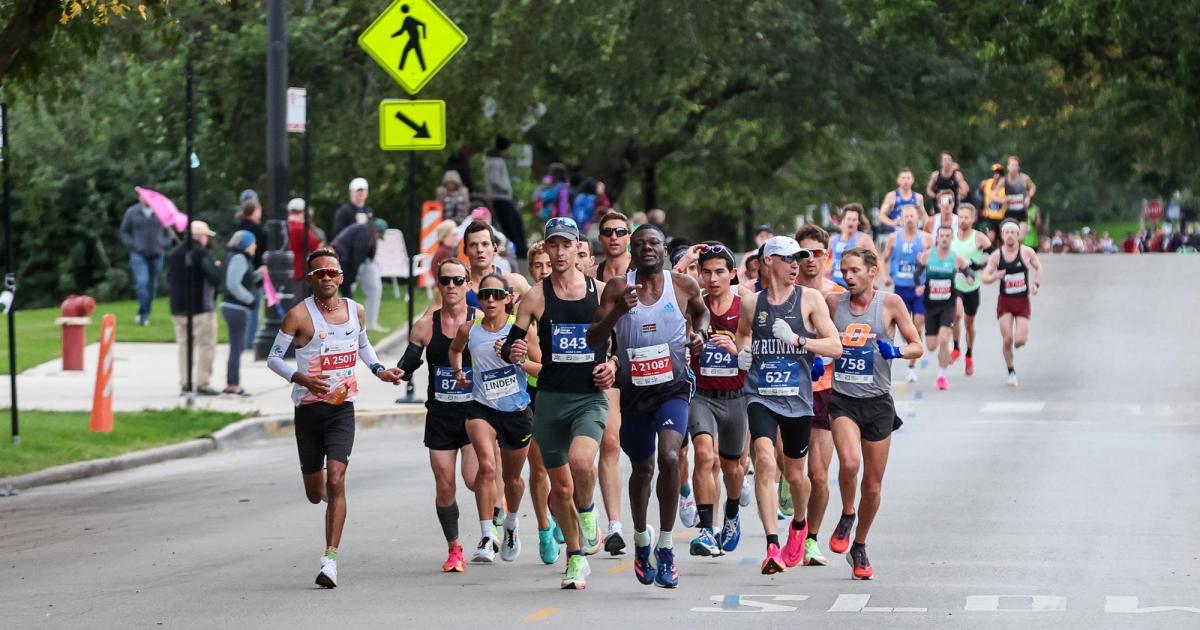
56,295,97,371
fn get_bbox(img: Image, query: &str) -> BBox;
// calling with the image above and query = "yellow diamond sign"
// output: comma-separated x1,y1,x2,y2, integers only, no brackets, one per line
379,100,446,151
359,0,468,95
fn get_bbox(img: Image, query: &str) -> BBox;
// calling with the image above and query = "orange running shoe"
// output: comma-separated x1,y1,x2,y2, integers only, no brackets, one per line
847,544,873,579
829,512,855,554
965,355,974,376
949,348,961,364
761,543,786,575
442,544,466,573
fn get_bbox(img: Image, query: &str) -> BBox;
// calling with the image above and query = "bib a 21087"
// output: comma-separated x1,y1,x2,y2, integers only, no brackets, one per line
628,343,672,386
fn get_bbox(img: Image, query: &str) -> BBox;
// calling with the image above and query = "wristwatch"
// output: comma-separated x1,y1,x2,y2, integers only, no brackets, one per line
797,336,807,349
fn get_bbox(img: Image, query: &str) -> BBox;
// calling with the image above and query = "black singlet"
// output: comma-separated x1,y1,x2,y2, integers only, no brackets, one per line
998,249,1029,298
425,307,475,411
537,276,602,394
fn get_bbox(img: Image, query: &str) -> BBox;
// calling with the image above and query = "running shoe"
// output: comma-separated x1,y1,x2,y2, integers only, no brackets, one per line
501,525,521,562
442,545,466,573
578,511,602,555
633,526,657,585
779,482,794,517
561,555,590,590
965,355,975,376
848,544,873,579
949,348,961,364
538,527,560,565
472,537,496,563
905,368,918,383
492,507,505,529
654,547,679,588
804,538,827,566
1007,372,1019,387
829,512,856,554
689,528,724,557
740,478,752,507
316,555,337,588
551,515,565,544
760,543,786,575
718,513,742,552
936,375,949,390
604,523,627,556
680,491,698,528
781,520,809,568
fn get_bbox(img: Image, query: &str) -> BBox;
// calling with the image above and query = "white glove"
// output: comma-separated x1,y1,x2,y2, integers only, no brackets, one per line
772,318,800,347
737,346,753,371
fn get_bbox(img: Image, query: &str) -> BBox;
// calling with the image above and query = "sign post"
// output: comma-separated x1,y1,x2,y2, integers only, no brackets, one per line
1,102,17,445
288,86,312,296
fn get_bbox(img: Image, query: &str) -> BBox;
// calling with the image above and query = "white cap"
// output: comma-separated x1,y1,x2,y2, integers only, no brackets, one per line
349,177,369,192
287,197,306,212
762,235,801,258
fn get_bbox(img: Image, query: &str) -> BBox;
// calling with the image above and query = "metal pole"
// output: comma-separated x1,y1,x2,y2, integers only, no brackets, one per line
302,87,311,276
1,102,18,445
184,57,196,408
398,150,422,403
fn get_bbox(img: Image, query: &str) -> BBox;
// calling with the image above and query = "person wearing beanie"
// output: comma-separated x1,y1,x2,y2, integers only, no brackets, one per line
220,229,262,396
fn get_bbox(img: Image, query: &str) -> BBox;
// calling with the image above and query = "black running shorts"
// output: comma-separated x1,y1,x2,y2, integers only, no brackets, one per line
294,402,355,475
827,392,902,442
747,402,812,459
468,402,533,451
424,407,471,451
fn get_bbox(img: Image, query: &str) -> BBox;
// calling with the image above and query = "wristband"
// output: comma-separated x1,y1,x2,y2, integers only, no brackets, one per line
370,363,385,376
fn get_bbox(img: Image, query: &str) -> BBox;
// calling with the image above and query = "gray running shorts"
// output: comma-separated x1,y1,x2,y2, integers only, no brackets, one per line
687,392,748,460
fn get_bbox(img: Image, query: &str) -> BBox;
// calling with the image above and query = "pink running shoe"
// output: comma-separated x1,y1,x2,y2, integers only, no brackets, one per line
442,544,466,573
781,520,809,568
760,543,786,575
936,375,948,391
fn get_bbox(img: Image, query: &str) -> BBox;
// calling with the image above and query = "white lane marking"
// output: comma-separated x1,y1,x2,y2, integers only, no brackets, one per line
964,595,1067,612
827,594,926,613
1152,404,1175,417
981,402,1046,413
1105,596,1200,614
691,594,808,613
967,419,1086,425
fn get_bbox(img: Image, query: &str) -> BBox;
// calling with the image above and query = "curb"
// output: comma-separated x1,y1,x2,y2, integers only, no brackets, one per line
0,405,428,493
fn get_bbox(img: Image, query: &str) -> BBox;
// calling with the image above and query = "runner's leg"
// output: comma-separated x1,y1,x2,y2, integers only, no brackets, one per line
1014,316,1031,349
853,435,892,545
466,420,500,530
430,449,462,547
656,429,684,533
599,388,623,527
807,428,834,535
831,416,863,516
528,440,551,530
998,313,1015,369
324,459,348,549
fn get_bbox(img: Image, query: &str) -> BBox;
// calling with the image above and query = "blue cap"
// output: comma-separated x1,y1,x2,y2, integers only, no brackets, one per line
229,229,256,251
239,189,259,204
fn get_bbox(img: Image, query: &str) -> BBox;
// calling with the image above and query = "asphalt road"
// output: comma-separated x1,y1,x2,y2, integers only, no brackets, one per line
4,255,1200,629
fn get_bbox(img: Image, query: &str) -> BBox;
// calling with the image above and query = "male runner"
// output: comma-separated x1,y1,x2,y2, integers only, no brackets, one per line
735,236,841,574
462,220,530,307
881,205,932,383
826,204,876,288
950,204,991,376
982,219,1043,387
266,248,403,588
576,237,596,277
925,151,969,211
979,163,1007,245
916,225,974,391
825,247,923,579
500,217,616,589
1003,155,1037,241
877,168,924,239
587,224,708,588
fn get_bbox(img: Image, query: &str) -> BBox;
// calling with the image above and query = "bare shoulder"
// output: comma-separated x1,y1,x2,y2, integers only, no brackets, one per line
671,270,702,295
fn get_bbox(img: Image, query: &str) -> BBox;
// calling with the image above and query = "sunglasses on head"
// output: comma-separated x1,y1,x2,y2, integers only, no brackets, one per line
544,217,578,229
308,267,343,279
699,244,726,255
600,226,631,237
438,275,467,286
477,287,510,302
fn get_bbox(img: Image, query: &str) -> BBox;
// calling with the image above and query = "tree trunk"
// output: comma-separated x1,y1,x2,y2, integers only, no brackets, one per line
0,0,60,82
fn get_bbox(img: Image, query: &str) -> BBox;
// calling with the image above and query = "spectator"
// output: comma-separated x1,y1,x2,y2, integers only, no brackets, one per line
119,196,173,326
444,144,476,194
438,170,471,224
220,230,261,396
536,163,570,220
630,211,648,229
331,178,373,240
1099,231,1115,253
485,135,527,258
167,221,222,396
430,219,459,273
595,181,613,213
236,197,268,349
1122,232,1139,253
286,198,323,280
754,224,775,247
572,177,600,233
331,218,388,332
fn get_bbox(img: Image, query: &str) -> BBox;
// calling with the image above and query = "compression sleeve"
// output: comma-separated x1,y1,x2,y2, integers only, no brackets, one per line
397,343,424,381
358,329,381,370
267,331,297,383
498,324,528,365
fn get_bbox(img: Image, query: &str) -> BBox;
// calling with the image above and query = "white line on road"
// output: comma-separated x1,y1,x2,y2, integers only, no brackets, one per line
981,401,1046,413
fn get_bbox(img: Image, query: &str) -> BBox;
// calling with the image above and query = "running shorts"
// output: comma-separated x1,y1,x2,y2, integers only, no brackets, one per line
467,402,533,451
924,301,956,335
983,218,1004,239
620,397,689,462
294,401,355,475
894,285,924,316
959,289,981,317
687,391,748,460
812,388,833,431
827,391,902,442
747,402,812,459
1005,208,1029,224
532,391,607,469
997,294,1031,319
424,408,470,451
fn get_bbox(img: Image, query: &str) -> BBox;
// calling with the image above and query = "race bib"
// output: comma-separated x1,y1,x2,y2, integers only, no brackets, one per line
320,340,357,377
551,323,594,363
699,340,737,377
1006,194,1025,210
835,345,874,384
1004,272,1027,295
896,260,916,281
758,358,800,396
928,278,952,301
481,365,520,400
628,343,673,386
433,366,472,403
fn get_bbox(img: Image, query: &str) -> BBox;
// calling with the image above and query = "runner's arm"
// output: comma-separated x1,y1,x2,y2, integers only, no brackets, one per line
955,171,969,199
677,272,710,347
804,289,843,359
880,235,895,285
1024,174,1036,206
878,192,897,229
586,278,627,349
981,250,1002,284
734,293,755,353
884,293,924,360
975,231,992,252
266,306,302,383
498,283,541,363
396,311,434,380
522,329,543,378
1024,246,1044,293
507,272,531,301
925,172,938,200
448,321,473,377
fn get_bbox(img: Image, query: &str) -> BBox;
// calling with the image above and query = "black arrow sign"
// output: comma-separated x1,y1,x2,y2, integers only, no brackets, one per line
393,110,431,138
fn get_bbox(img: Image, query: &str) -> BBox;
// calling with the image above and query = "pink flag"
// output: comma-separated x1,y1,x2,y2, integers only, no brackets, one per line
134,186,188,232
262,270,280,307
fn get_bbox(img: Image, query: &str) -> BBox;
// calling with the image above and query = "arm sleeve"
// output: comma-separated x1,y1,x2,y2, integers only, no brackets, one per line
498,324,528,365
396,343,424,380
267,330,296,382
357,328,381,369
225,255,256,304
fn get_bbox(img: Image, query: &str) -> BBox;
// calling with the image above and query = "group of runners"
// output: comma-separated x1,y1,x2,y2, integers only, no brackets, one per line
264,176,1044,590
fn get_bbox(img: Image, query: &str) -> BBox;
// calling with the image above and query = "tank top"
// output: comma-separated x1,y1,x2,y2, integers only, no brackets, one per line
1004,173,1028,211
691,294,744,392
465,266,501,307
890,231,923,288
832,290,892,398
614,271,693,413
292,297,361,407
998,247,1029,297
537,275,602,394
893,189,920,220
829,232,858,287
933,170,961,211
931,212,960,235
951,230,984,293
982,179,1007,220
812,283,845,394
743,288,816,417
923,249,956,306
468,315,530,412
425,308,475,410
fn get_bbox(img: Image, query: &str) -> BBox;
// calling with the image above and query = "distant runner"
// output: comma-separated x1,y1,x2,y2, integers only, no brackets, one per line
982,219,1044,387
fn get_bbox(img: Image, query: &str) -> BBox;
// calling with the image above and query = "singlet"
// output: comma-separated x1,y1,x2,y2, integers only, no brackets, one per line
691,294,744,392
998,247,1029,298
537,275,602,394
923,249,957,307
468,315,530,412
890,231,923,289
425,308,475,411
932,170,961,210
465,265,501,307
743,288,816,417
885,189,920,233
292,297,361,407
829,232,860,287
951,230,984,293
982,179,1007,220
832,290,892,398
614,271,693,413
1005,173,1028,212
931,212,960,235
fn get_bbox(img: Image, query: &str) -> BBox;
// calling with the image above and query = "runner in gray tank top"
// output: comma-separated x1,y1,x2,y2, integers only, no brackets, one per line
588,223,708,590
823,247,923,581
733,236,842,575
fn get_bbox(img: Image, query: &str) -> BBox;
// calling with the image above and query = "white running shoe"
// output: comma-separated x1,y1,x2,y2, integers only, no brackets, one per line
315,556,337,588
905,368,918,383
740,477,752,507
472,537,497,563
679,492,698,528
501,526,521,562
1006,372,1019,387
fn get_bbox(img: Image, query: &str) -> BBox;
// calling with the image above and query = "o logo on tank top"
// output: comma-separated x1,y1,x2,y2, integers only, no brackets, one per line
841,323,873,348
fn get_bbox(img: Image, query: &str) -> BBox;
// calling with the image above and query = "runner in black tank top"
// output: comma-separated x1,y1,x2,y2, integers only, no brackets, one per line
982,219,1043,388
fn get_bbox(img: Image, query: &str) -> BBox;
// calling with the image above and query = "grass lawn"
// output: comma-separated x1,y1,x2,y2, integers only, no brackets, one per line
0,408,248,477
0,288,429,374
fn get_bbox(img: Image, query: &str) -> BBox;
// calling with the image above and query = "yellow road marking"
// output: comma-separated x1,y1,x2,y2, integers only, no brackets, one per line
608,560,633,574
525,608,559,622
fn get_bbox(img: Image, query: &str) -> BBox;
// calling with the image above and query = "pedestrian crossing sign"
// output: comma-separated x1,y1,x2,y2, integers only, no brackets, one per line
379,100,446,151
358,0,468,95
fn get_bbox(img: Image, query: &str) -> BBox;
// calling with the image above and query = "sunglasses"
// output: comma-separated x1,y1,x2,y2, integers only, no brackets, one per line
774,249,825,264
699,244,726,254
438,275,467,286
477,287,510,302
308,267,343,279
544,217,578,229
600,227,631,237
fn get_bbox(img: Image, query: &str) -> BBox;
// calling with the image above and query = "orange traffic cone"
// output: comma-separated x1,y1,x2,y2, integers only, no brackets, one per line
89,313,116,433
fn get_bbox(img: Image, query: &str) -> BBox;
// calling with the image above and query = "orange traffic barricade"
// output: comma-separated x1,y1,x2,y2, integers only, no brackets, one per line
89,313,116,433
